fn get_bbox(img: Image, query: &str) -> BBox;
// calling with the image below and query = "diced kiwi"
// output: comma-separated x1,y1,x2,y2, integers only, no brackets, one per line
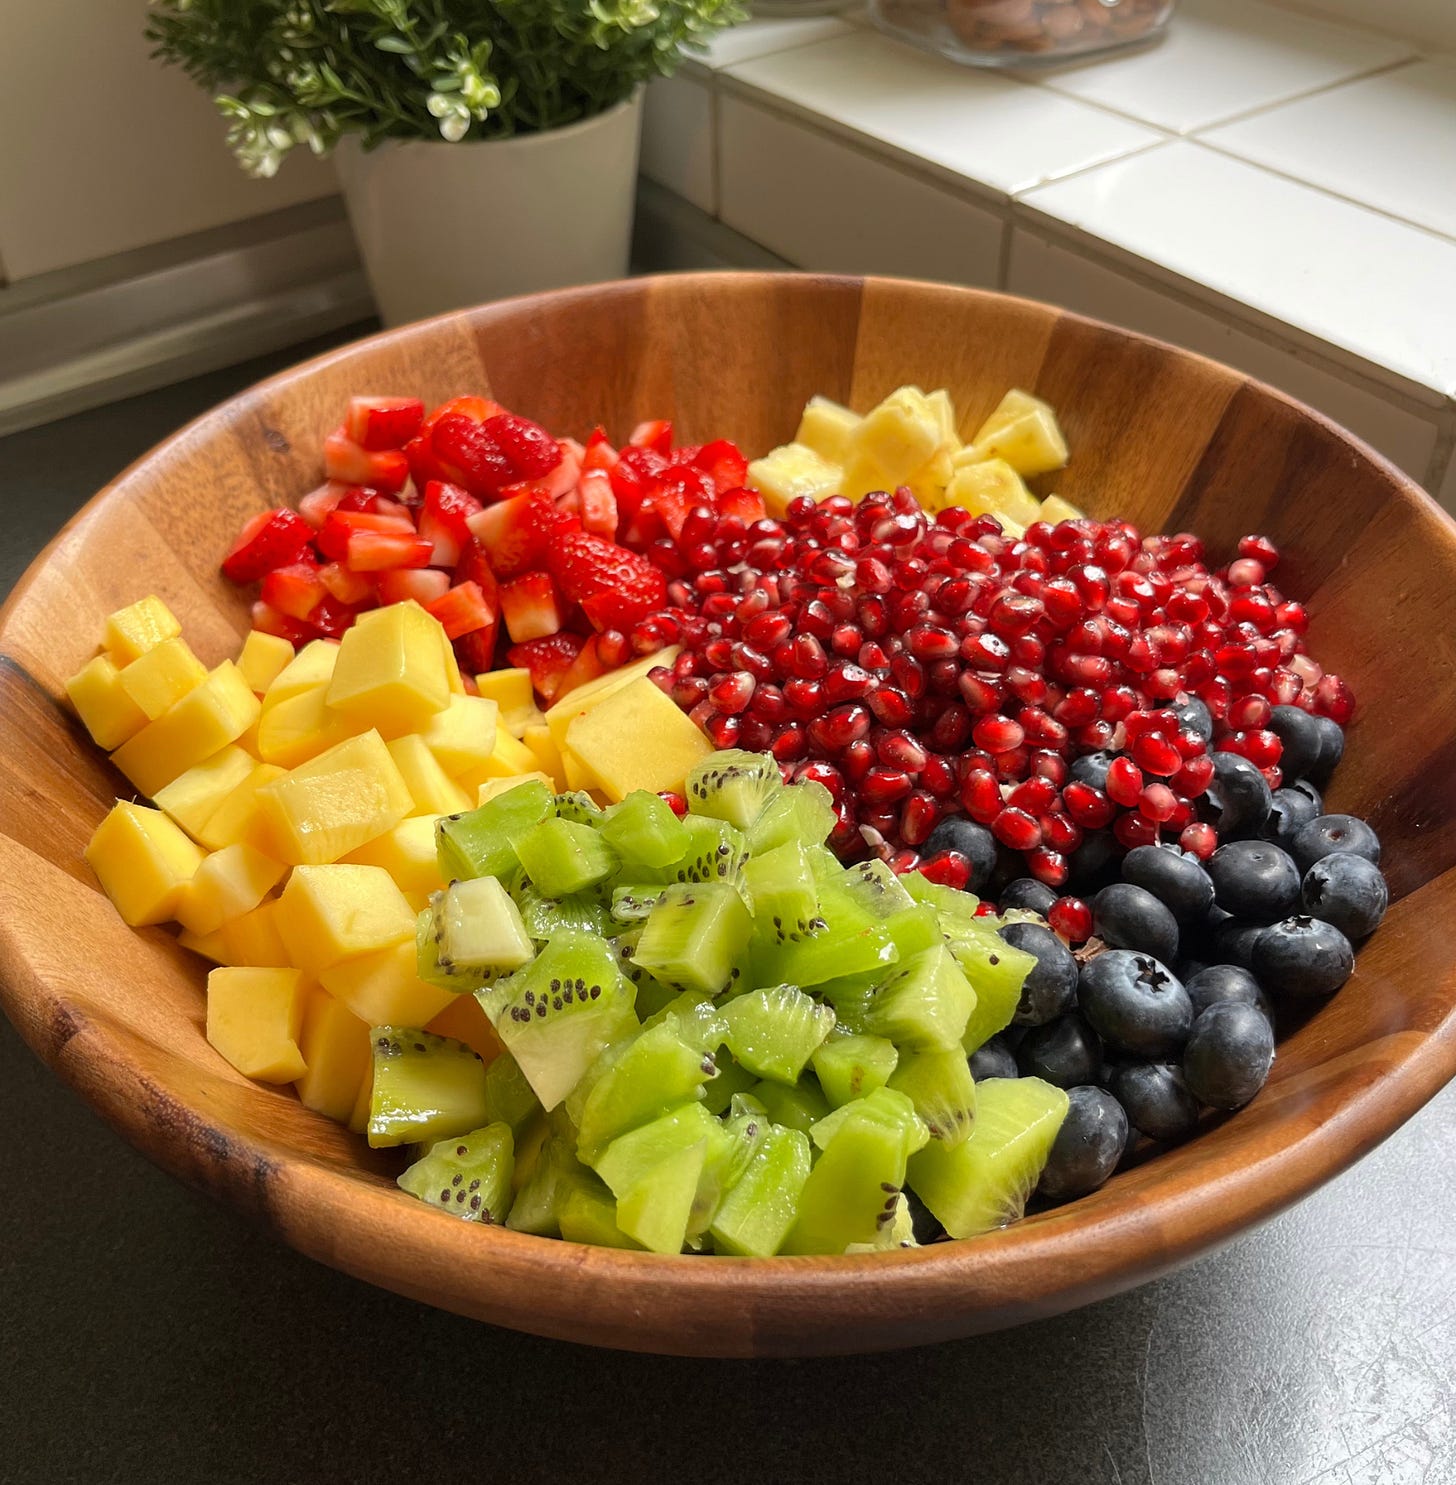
515,816,617,898
667,814,750,888
368,1028,490,1148
887,1048,977,1148
812,1032,900,1108
555,1169,643,1249
719,1094,770,1189
478,931,638,1109
752,883,900,989
808,1086,928,1160
823,944,977,1052
907,1076,1068,1239
685,748,782,830
506,1132,585,1236
746,779,835,855
633,880,752,998
845,1193,917,1252
700,1053,759,1116
949,924,1035,1054
436,778,553,881
398,1122,514,1224
838,858,918,918
600,790,691,870
749,1076,830,1133
435,877,535,974
513,881,611,942
416,906,495,994
709,1124,812,1257
741,842,820,942
721,984,835,1085
609,884,666,924
553,790,603,826
482,1048,541,1135
901,870,982,925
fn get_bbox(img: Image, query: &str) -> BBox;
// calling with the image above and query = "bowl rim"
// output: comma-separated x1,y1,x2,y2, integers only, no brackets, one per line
4,271,1455,1356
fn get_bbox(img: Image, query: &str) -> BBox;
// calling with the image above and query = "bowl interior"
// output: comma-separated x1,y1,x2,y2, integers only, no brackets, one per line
3,273,1455,1357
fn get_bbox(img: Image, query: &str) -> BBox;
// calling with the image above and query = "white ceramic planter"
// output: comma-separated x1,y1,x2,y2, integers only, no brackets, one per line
336,94,643,326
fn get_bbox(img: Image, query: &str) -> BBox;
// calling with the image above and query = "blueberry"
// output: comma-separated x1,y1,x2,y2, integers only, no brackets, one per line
1210,916,1266,971
1017,1012,1104,1088
1290,813,1381,875
1037,1086,1128,1202
1110,1061,1200,1143
1066,830,1122,894
1183,1002,1275,1109
998,877,1058,916
1252,915,1354,1000
968,1036,1019,1081
1267,705,1323,783
1171,696,1214,743
997,1022,1030,1054
1185,962,1269,1019
1069,751,1115,791
1121,844,1215,923
1092,882,1180,962
1287,778,1323,813
1263,786,1322,850
1205,752,1273,838
1175,956,1210,985
1001,921,1079,1026
1207,840,1302,923
1078,950,1193,1057
923,817,998,892
1306,715,1345,788
1301,853,1388,939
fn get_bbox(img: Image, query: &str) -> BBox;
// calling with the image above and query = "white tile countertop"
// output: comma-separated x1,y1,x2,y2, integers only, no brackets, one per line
639,1,1456,503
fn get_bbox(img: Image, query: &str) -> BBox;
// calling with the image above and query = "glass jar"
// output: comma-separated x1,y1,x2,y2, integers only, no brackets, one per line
870,0,1175,67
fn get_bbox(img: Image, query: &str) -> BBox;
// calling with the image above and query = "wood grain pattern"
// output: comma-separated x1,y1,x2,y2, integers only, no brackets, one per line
2,274,1455,1358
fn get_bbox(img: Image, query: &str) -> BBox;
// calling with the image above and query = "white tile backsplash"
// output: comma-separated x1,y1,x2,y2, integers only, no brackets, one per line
640,75,717,215
1275,0,1456,53
718,96,1005,282
689,14,857,70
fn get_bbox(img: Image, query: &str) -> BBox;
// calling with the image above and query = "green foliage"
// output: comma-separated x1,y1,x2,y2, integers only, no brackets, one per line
146,0,746,176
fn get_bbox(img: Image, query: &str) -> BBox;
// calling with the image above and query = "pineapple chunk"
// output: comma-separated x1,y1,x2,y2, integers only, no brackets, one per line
325,601,451,737
318,940,455,1028
794,397,861,465
942,458,1042,537
415,693,499,777
342,814,446,893
262,639,340,712
968,389,1068,477
274,863,415,976
85,801,206,926
103,595,181,665
206,966,309,1084
849,387,944,483
386,734,472,815
478,771,557,806
522,722,567,790
152,745,257,840
65,654,149,750
746,443,842,518
1038,494,1085,525
118,638,208,720
259,729,413,866
564,676,713,802
237,631,296,695
197,762,285,853
294,988,371,1123
925,388,961,448
175,843,287,937
255,685,359,769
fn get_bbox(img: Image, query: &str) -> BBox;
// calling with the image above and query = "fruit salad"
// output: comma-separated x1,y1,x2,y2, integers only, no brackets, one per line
64,379,1387,1257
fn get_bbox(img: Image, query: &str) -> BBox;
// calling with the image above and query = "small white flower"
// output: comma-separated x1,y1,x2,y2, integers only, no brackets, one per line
439,111,469,142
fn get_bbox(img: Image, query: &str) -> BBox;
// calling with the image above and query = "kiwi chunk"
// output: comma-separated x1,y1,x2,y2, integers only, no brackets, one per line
721,984,835,1085
506,1133,585,1236
823,944,977,1052
709,1125,812,1257
752,883,900,989
741,842,820,941
949,924,1036,1054
600,790,691,870
398,1123,514,1224
609,884,666,924
887,1048,977,1148
515,816,617,898
368,1028,490,1148
746,779,835,855
435,877,535,973
907,1076,1068,1239
838,859,918,918
633,880,752,998
700,1054,758,1116
513,881,611,942
812,1032,900,1108
416,906,495,994
482,1049,542,1135
555,1170,643,1249
553,790,603,826
749,1076,830,1133
845,1193,918,1252
436,779,553,881
685,748,782,830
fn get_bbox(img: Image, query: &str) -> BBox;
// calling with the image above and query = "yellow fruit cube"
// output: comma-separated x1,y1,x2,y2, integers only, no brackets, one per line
65,654,150,751
417,693,499,776
474,667,533,715
85,800,206,926
942,458,1042,537
274,863,415,976
152,745,257,840
118,638,208,721
794,396,862,465
178,925,232,965
438,622,466,697
260,729,413,866
197,762,286,853
175,843,287,937
325,601,451,737
255,684,360,769
427,993,504,1066
746,442,842,519
342,814,446,894
318,940,455,1028
523,723,567,790
1039,494,1085,525
476,728,545,783
237,631,296,695
206,966,309,1084
109,661,260,799
478,771,557,806
564,677,713,802
925,388,961,448
262,639,340,712
295,988,371,1123
219,899,290,968
348,1063,374,1136
968,389,1068,477
386,734,472,815
542,647,682,760
851,387,943,481
103,595,181,665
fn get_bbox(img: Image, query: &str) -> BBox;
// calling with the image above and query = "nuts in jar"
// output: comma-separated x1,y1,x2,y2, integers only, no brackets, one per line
873,0,1173,64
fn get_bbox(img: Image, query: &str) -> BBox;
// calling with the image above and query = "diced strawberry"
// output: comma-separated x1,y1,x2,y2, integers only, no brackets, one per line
455,624,499,677
608,445,667,529
580,587,661,634
297,480,356,528
429,580,497,641
317,509,415,562
556,487,581,517
305,595,361,640
222,509,315,584
546,528,668,633
404,432,453,494
555,635,608,699
345,396,426,451
377,568,451,607
646,466,714,541
318,561,375,606
628,419,673,456
335,488,411,518
417,509,462,568
582,427,620,474
694,438,749,494
345,529,434,572
421,394,499,435
452,539,504,675
453,534,499,599
260,560,326,622
431,413,517,498
507,632,584,704
716,485,768,525
484,413,561,480
577,469,618,537
423,481,484,540
559,437,586,463
465,490,567,580
500,571,567,643
323,429,409,493
499,444,580,503
250,599,313,647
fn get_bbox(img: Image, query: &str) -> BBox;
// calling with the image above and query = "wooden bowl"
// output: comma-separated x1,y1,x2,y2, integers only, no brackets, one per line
3,274,1454,1358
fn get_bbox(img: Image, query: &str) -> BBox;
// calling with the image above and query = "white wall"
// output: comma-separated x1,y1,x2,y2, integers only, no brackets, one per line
1281,0,1456,50
0,0,336,282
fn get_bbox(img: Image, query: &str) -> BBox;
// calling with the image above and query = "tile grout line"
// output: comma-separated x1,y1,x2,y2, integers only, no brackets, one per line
1182,53,1422,135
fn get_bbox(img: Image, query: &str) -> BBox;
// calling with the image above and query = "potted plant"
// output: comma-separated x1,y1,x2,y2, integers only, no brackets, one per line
148,0,745,325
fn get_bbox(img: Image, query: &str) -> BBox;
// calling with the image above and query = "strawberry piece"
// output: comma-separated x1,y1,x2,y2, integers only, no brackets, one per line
335,488,410,518
578,469,618,537
377,568,450,607
297,480,356,528
317,509,415,562
429,580,497,641
404,432,452,494
499,444,580,503
318,561,375,606
323,429,409,493
250,599,314,647
641,466,713,542
423,481,484,541
628,419,673,456
484,413,562,481
466,491,568,580
222,509,315,584
417,509,462,569
547,528,667,633
345,529,434,572
555,635,608,699
305,595,362,640
345,396,426,451
260,560,326,622
716,485,768,525
582,426,620,474
608,445,667,531
431,413,517,498
500,571,567,643
421,394,499,435
694,438,749,494
668,444,702,468
507,632,583,704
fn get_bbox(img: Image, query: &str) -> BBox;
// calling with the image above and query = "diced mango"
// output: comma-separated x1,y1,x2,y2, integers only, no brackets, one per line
564,677,713,802
152,745,257,840
85,800,206,926
219,899,290,967
542,647,681,760
118,637,208,720
522,722,567,790
206,966,309,1083
103,595,181,665
417,693,499,776
794,396,861,465
175,843,287,937
561,748,599,793
1039,493,1085,525
746,442,841,519
237,631,296,695
474,667,534,720
476,728,544,783
259,729,414,866
196,762,286,853
925,388,961,448
478,771,557,806
318,940,455,1028
941,458,1042,537
386,734,472,816
255,685,360,768
341,814,446,894
262,639,340,712
294,988,371,1123
348,1062,374,1136
427,992,504,1066
968,389,1068,477
109,661,260,799
325,601,451,737
65,654,150,751
178,925,232,965
274,863,415,976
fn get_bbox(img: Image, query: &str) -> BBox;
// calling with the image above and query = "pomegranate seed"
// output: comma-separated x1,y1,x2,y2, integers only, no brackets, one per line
1028,751,1069,787
862,766,914,804
1238,534,1280,569
704,713,739,748
921,754,957,797
919,850,971,889
1105,756,1144,807
796,760,844,802
770,726,808,763
1138,782,1178,822
1179,821,1218,859
900,791,941,847
1131,732,1183,777
1312,673,1356,725
1048,896,1093,943
1008,776,1058,814
708,672,755,714
972,715,1025,754
1026,848,1069,888
808,704,871,752
1172,755,1215,797
1114,811,1160,849
961,768,1002,823
1041,811,1082,853
823,662,876,704
992,806,1042,852
1063,781,1115,829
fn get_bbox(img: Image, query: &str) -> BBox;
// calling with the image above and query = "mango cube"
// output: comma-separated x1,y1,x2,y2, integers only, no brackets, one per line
325,602,451,736
478,771,557,806
318,940,455,1029
197,762,285,853
262,639,340,712
109,661,260,799
794,396,861,465
341,814,446,894
746,442,841,519
255,685,360,769
274,863,415,976
968,389,1068,478
426,992,504,1066
416,694,499,776
175,843,287,937
522,722,567,789
387,734,472,815
474,668,535,732
65,654,149,750
295,988,371,1123
564,677,713,802
259,729,413,866
348,1063,375,1136
178,925,232,965
237,630,296,695
542,647,681,760
85,800,206,926
477,728,544,782
850,387,944,483
152,745,257,840
219,899,290,967
118,638,208,720
103,595,181,665
942,458,1041,536
206,966,309,1083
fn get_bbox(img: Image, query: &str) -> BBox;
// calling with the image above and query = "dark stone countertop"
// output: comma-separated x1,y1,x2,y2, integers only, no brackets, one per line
2,336,1452,1485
